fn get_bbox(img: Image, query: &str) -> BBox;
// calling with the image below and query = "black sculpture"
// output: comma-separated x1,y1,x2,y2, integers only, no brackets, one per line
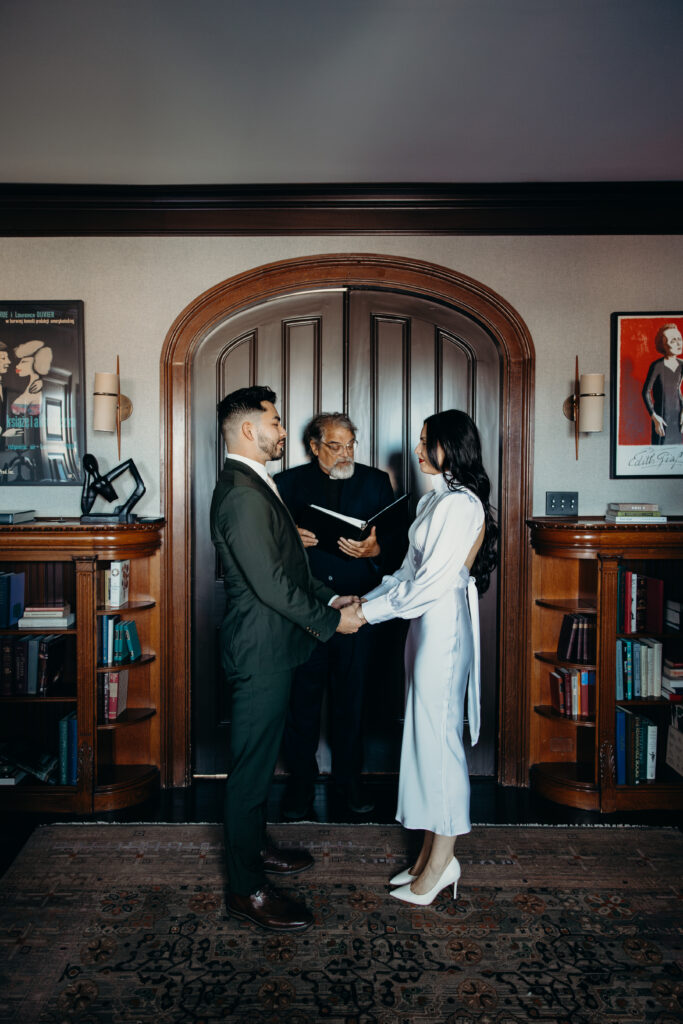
80,453,146,524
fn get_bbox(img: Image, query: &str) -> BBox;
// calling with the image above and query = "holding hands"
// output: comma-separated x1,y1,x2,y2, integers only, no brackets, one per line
332,594,367,633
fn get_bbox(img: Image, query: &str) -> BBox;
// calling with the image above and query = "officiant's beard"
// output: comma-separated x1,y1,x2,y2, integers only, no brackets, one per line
328,460,354,480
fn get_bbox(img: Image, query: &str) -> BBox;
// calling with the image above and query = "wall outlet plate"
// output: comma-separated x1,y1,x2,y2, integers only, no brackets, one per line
546,491,578,516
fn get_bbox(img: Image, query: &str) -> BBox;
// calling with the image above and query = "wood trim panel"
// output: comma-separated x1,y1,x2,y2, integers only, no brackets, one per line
161,253,535,787
2,183,682,235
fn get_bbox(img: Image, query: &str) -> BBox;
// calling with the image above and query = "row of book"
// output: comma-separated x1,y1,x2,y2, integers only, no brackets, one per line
605,501,667,524
616,638,683,701
98,614,142,666
616,707,657,784
0,571,25,627
548,667,596,719
556,613,596,664
617,569,665,635
97,670,129,722
0,633,66,697
17,601,75,629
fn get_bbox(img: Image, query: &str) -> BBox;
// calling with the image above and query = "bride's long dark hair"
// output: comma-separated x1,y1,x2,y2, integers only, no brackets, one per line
424,409,498,594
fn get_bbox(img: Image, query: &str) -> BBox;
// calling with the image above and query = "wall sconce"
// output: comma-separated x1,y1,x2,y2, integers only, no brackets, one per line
93,357,133,459
562,356,605,459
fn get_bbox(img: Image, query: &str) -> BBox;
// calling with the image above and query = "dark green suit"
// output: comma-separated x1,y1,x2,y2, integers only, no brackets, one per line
210,457,340,894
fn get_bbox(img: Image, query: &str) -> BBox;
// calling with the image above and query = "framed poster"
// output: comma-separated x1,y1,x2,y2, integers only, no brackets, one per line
0,301,85,485
610,312,683,478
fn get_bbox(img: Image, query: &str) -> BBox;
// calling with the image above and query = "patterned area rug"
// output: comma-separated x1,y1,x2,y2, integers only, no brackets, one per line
1,823,682,1024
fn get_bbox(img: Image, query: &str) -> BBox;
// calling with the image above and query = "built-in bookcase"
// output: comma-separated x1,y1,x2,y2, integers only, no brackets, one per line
0,520,164,812
527,518,683,812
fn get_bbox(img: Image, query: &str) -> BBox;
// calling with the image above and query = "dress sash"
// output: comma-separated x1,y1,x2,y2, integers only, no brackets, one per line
466,576,481,746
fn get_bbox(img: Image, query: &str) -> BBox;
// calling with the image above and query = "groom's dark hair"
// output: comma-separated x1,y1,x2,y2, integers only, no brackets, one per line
217,385,276,438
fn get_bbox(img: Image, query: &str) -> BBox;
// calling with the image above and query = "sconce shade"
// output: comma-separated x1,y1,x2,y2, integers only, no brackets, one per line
93,372,119,432
579,373,605,433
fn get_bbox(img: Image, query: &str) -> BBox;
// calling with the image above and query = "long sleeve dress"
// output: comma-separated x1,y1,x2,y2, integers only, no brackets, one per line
362,474,485,836
641,357,683,446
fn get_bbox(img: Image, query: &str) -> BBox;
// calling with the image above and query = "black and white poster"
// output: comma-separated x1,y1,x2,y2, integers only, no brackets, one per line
0,301,85,485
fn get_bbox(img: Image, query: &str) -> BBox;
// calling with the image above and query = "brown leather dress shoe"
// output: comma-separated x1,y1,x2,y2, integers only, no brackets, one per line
226,885,313,931
261,844,314,875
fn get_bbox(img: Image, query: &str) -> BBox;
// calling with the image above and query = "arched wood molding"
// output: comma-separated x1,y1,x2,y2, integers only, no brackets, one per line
161,253,535,787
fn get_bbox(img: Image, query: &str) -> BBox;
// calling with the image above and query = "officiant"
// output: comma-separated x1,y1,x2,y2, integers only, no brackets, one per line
275,412,406,819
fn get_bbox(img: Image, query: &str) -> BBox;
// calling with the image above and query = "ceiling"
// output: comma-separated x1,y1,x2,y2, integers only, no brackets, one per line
2,0,682,185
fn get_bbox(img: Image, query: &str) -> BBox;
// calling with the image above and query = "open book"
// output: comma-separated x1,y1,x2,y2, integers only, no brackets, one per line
298,494,408,557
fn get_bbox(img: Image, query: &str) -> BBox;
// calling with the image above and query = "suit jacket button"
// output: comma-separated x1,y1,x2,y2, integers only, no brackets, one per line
328,576,333,581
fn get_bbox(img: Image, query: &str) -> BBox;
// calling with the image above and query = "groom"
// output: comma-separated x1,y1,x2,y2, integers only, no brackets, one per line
210,386,362,931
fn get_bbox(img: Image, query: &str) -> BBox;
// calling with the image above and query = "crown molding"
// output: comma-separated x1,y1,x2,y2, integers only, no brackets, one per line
1,182,681,235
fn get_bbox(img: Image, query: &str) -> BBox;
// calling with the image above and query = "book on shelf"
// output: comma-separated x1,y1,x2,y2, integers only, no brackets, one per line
0,509,36,524
104,559,130,608
0,741,59,784
605,514,668,523
13,635,30,695
617,569,664,634
665,723,683,777
37,634,66,697
17,611,75,629
297,494,409,557
0,571,25,627
0,763,27,785
107,669,129,720
58,711,73,785
556,612,596,663
665,599,681,632
122,619,142,661
22,603,71,618
615,637,662,700
607,502,660,512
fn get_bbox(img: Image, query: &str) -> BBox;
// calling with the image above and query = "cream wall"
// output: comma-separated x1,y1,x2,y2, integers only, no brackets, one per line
1,234,682,518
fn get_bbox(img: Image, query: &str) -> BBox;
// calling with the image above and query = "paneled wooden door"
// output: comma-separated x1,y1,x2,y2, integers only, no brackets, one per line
191,286,500,779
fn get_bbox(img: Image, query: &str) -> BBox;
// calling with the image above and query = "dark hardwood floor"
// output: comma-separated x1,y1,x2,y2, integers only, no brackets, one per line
2,775,681,879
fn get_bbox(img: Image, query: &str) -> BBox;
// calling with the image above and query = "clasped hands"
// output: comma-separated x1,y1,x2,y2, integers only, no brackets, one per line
332,593,368,633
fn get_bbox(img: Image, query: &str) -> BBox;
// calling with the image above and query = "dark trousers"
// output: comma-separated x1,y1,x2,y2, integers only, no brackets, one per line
281,628,373,787
224,665,293,895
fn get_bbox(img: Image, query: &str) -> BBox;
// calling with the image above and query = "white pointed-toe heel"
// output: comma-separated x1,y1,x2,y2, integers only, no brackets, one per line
390,856,461,906
389,868,417,886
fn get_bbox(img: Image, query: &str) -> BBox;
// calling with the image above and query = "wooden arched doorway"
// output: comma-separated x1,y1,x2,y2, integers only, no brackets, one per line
161,253,535,787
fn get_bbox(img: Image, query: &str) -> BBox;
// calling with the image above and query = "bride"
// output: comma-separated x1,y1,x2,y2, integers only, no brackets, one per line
357,409,497,905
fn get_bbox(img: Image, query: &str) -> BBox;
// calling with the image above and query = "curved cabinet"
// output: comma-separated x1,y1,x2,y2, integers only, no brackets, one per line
0,520,164,812
527,518,683,812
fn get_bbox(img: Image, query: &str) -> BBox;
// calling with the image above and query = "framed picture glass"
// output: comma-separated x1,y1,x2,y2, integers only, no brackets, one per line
610,312,683,478
0,300,85,485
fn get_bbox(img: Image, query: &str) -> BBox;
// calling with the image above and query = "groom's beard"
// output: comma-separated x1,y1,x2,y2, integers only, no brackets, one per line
256,431,284,462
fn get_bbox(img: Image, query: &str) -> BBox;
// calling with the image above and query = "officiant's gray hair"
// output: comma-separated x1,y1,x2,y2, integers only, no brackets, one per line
303,412,356,456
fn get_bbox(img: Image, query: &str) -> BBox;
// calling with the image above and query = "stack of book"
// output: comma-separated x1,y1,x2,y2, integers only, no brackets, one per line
617,569,664,634
616,637,663,699
663,644,683,701
17,602,75,629
549,667,596,718
556,612,596,663
605,502,667,524
616,707,658,784
665,598,681,633
1,633,66,696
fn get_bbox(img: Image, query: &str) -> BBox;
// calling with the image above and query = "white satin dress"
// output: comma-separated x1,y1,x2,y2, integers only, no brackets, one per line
362,474,484,836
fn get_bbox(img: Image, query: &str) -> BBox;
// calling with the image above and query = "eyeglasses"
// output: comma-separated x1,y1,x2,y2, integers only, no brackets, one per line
319,439,358,455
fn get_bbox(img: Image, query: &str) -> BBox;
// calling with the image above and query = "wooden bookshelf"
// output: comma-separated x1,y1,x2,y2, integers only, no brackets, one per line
527,517,683,812
0,519,164,812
